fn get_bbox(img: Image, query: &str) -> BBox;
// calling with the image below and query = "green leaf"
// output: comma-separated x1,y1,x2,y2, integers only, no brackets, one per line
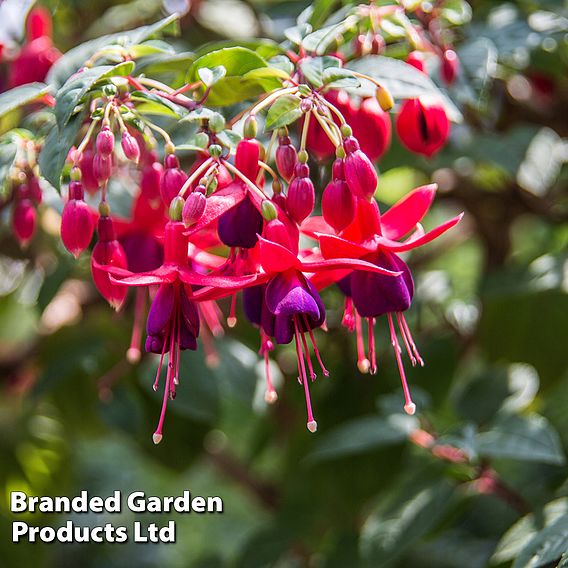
264,95,303,131
322,67,360,89
129,90,187,118
299,56,342,88
301,15,359,55
198,66,227,88
348,56,462,122
0,135,19,200
188,47,283,106
475,414,565,465
55,62,135,129
0,83,51,119
216,129,241,150
181,107,225,124
441,0,472,25
128,40,175,58
493,498,568,567
38,109,86,191
284,23,312,46
308,414,417,462
47,15,179,88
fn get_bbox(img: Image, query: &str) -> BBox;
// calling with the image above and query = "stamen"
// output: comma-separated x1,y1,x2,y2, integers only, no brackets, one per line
355,312,370,373
201,326,220,368
342,297,355,332
396,312,417,366
300,328,317,380
153,332,169,392
303,315,330,377
400,313,424,366
127,288,146,364
263,350,278,403
294,316,317,432
368,317,377,375
387,313,416,416
227,293,237,328
200,301,224,337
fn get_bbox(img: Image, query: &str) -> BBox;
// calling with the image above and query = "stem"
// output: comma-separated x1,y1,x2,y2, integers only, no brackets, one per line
312,110,340,147
74,119,100,164
223,160,268,202
178,157,215,198
300,109,311,152
141,118,173,148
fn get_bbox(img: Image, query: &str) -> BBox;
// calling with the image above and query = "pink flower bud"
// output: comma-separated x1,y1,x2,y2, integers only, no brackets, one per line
322,159,356,232
264,218,293,250
275,136,298,182
287,163,315,224
343,136,378,201
91,216,128,310
441,49,459,86
160,154,188,207
96,126,115,157
28,175,42,204
352,97,391,162
61,182,95,258
79,149,99,193
12,198,36,245
93,153,112,183
235,138,260,180
406,51,426,73
140,161,163,199
396,97,450,157
121,132,140,162
182,191,207,227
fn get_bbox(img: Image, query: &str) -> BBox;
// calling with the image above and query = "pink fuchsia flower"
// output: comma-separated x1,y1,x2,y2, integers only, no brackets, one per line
61,181,95,258
100,221,258,444
304,185,462,415
244,218,402,432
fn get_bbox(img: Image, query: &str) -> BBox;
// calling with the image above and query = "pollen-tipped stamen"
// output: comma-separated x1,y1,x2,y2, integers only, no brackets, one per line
300,328,317,380
387,313,416,415
396,312,417,366
368,317,377,375
399,313,424,366
127,288,147,364
303,315,330,377
293,317,317,432
227,293,238,328
355,312,370,373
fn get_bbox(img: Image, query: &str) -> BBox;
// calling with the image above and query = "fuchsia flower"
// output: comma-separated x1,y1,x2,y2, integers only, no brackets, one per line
101,221,258,443
303,185,462,415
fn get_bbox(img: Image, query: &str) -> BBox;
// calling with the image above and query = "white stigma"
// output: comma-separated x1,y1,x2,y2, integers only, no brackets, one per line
265,391,278,404
307,420,318,433
152,433,163,445
126,347,141,364
227,317,237,328
404,403,416,416
357,359,370,374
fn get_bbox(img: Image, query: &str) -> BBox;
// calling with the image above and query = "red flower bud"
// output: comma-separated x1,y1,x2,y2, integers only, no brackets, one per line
12,199,36,245
287,163,315,224
235,138,260,180
141,161,163,199
28,175,42,204
182,191,207,227
61,182,94,258
396,97,450,157
27,7,53,41
264,218,293,250
352,97,391,162
160,155,187,207
79,149,99,193
93,153,112,183
343,136,378,201
121,132,140,162
322,159,356,232
441,49,459,86
96,126,115,156
275,136,298,182
8,36,61,87
371,34,386,55
406,51,426,73
91,216,128,310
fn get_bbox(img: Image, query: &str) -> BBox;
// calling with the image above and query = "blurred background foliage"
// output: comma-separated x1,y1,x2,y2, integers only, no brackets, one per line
0,0,567,567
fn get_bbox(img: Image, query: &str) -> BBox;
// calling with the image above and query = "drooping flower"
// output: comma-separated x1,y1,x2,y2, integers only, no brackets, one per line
303,185,462,414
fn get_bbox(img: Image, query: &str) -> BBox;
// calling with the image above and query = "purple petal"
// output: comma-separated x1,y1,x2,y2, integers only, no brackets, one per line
120,232,164,273
179,322,198,350
274,313,294,344
181,289,200,337
218,196,263,249
146,283,175,335
265,271,321,323
145,334,165,354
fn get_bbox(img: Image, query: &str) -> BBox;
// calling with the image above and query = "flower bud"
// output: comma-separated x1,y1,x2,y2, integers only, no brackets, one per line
121,132,140,162
371,34,386,55
375,85,394,112
406,51,426,73
93,153,112,183
235,138,260,181
27,175,42,204
12,198,36,245
441,49,459,86
396,96,450,157
261,199,278,221
343,136,378,201
160,154,188,207
287,163,315,224
169,195,184,222
79,149,99,193
61,182,94,258
275,136,298,182
182,191,206,227
352,97,392,162
264,218,293,250
91,216,128,310
96,126,115,157
243,115,258,139
322,159,356,232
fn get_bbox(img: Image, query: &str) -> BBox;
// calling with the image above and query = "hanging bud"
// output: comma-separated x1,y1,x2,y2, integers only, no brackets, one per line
160,154,188,207
375,85,394,112
371,34,386,55
322,159,356,232
182,190,207,227
79,149,100,193
235,138,260,181
261,199,278,222
61,181,94,258
406,51,426,73
27,174,42,204
275,135,298,182
396,96,450,157
12,198,36,246
121,132,140,163
91,215,128,310
93,153,112,183
96,126,115,157
441,49,459,86
352,97,392,162
287,162,315,224
243,115,258,139
343,136,378,201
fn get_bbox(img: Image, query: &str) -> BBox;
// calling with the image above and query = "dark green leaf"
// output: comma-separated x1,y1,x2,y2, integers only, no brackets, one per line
264,95,303,131
130,90,187,118
322,67,360,89
0,83,51,119
299,55,341,88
